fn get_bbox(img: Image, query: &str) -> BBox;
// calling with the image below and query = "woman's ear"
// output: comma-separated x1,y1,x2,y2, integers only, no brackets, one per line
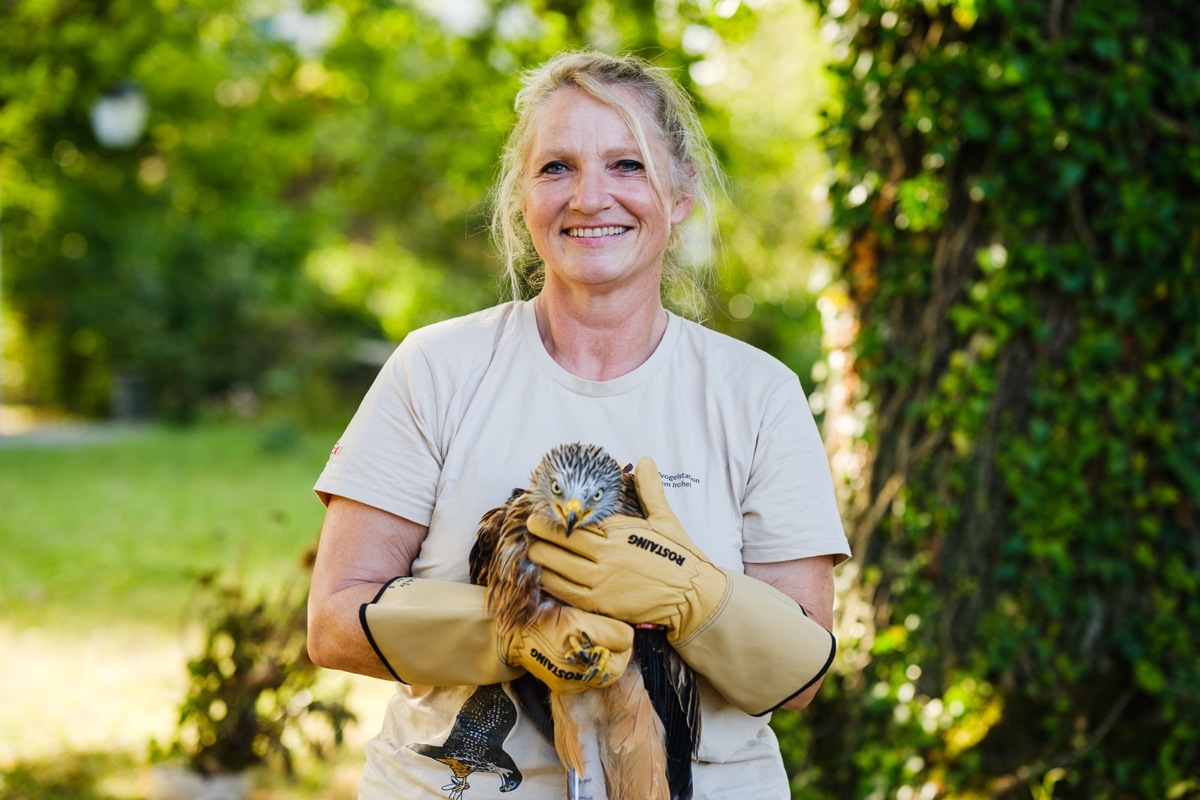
671,193,694,225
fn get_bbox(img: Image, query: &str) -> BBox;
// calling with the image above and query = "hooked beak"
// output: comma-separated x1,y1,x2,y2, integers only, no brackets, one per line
559,498,583,537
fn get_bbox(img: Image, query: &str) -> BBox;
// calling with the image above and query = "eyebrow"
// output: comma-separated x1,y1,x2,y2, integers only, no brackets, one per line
531,144,645,162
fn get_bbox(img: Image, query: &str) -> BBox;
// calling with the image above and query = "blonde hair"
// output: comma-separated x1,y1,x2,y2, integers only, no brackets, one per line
489,50,724,319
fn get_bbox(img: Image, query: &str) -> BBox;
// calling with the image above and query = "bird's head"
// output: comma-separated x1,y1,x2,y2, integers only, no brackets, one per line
529,442,623,537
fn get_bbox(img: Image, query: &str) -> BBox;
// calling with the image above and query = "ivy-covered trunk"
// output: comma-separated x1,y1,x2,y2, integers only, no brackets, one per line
788,0,1200,796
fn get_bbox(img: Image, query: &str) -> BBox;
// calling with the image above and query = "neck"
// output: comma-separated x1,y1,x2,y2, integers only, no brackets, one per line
533,287,668,381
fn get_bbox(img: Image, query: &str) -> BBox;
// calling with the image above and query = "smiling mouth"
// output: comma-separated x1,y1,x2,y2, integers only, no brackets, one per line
564,226,630,238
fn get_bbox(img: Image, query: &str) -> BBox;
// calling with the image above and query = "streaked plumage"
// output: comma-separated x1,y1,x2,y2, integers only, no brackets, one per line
407,684,522,799
469,442,700,800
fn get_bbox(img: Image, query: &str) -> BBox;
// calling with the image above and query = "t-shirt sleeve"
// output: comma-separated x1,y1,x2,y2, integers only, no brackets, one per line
313,335,444,526
739,375,850,565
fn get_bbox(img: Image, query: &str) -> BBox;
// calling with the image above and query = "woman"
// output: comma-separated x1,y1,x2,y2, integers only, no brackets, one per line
307,50,850,799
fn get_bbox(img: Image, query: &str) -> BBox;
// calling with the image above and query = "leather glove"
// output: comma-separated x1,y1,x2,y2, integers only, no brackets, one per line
527,456,837,715
526,457,726,643
360,577,633,694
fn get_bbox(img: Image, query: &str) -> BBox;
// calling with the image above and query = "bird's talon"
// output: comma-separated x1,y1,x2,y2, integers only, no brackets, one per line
567,632,597,665
593,648,610,677
565,631,617,683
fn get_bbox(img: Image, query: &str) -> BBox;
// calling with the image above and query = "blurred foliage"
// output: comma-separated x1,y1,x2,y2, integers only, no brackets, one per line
0,0,831,422
0,750,137,800
149,570,355,777
798,0,1200,797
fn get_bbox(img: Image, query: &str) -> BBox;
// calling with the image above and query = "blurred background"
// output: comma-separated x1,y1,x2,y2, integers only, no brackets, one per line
1,0,1196,798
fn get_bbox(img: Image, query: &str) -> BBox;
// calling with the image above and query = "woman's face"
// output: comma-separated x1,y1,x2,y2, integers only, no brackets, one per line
521,88,692,298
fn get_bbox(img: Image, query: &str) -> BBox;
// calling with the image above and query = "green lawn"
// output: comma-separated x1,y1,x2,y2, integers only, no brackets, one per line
0,419,396,797
0,421,338,631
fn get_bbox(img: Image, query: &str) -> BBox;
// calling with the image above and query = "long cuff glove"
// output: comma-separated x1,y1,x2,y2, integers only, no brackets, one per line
360,577,634,694
526,457,836,716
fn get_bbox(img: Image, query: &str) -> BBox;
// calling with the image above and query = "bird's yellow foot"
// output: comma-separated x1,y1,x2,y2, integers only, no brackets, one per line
566,632,612,683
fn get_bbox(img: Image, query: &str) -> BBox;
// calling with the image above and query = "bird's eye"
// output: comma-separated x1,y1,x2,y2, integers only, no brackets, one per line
551,480,562,495
592,489,604,502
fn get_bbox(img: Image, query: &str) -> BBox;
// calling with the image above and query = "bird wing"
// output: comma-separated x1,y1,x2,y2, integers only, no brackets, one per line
618,470,644,517
470,486,557,743
468,487,522,588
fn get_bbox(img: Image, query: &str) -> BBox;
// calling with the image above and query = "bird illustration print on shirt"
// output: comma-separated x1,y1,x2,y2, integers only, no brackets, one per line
408,683,523,799
469,442,700,800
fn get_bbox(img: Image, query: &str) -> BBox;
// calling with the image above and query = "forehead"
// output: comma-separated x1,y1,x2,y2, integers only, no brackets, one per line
525,86,657,158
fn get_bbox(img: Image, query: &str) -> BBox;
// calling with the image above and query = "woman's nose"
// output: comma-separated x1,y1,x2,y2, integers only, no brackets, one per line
569,165,612,214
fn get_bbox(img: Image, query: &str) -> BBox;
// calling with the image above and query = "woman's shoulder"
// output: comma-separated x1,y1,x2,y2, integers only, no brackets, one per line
373,302,525,393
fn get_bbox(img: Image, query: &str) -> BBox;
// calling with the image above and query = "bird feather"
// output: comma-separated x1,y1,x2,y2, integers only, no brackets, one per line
468,443,700,800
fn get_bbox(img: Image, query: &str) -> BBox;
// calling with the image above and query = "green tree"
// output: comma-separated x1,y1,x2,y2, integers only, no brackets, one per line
795,0,1200,796
4,0,833,419
1,0,340,419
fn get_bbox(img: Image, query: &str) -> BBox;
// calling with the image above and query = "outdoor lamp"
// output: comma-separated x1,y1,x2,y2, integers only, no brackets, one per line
90,81,149,149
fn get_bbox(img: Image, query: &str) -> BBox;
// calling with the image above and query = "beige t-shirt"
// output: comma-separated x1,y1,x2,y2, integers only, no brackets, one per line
316,300,849,799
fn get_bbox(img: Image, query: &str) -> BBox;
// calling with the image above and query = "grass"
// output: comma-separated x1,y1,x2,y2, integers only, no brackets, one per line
0,420,333,630
0,418,395,798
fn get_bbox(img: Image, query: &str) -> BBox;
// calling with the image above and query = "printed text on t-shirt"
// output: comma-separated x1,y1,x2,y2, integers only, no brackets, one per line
659,471,701,488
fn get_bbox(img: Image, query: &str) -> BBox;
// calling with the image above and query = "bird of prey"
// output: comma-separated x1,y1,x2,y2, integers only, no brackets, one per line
408,684,522,799
469,442,700,800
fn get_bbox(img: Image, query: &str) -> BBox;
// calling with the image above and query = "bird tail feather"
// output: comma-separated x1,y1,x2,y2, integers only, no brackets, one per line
552,691,608,800
599,665,670,800
637,626,700,798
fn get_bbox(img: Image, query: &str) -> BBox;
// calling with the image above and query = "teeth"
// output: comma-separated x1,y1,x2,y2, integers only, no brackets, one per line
566,226,627,238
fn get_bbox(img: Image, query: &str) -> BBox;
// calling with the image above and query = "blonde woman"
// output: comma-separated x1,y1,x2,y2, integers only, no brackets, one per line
308,50,848,799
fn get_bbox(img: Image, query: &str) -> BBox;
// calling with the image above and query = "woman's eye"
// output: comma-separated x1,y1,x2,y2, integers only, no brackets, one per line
615,159,644,172
539,161,568,175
